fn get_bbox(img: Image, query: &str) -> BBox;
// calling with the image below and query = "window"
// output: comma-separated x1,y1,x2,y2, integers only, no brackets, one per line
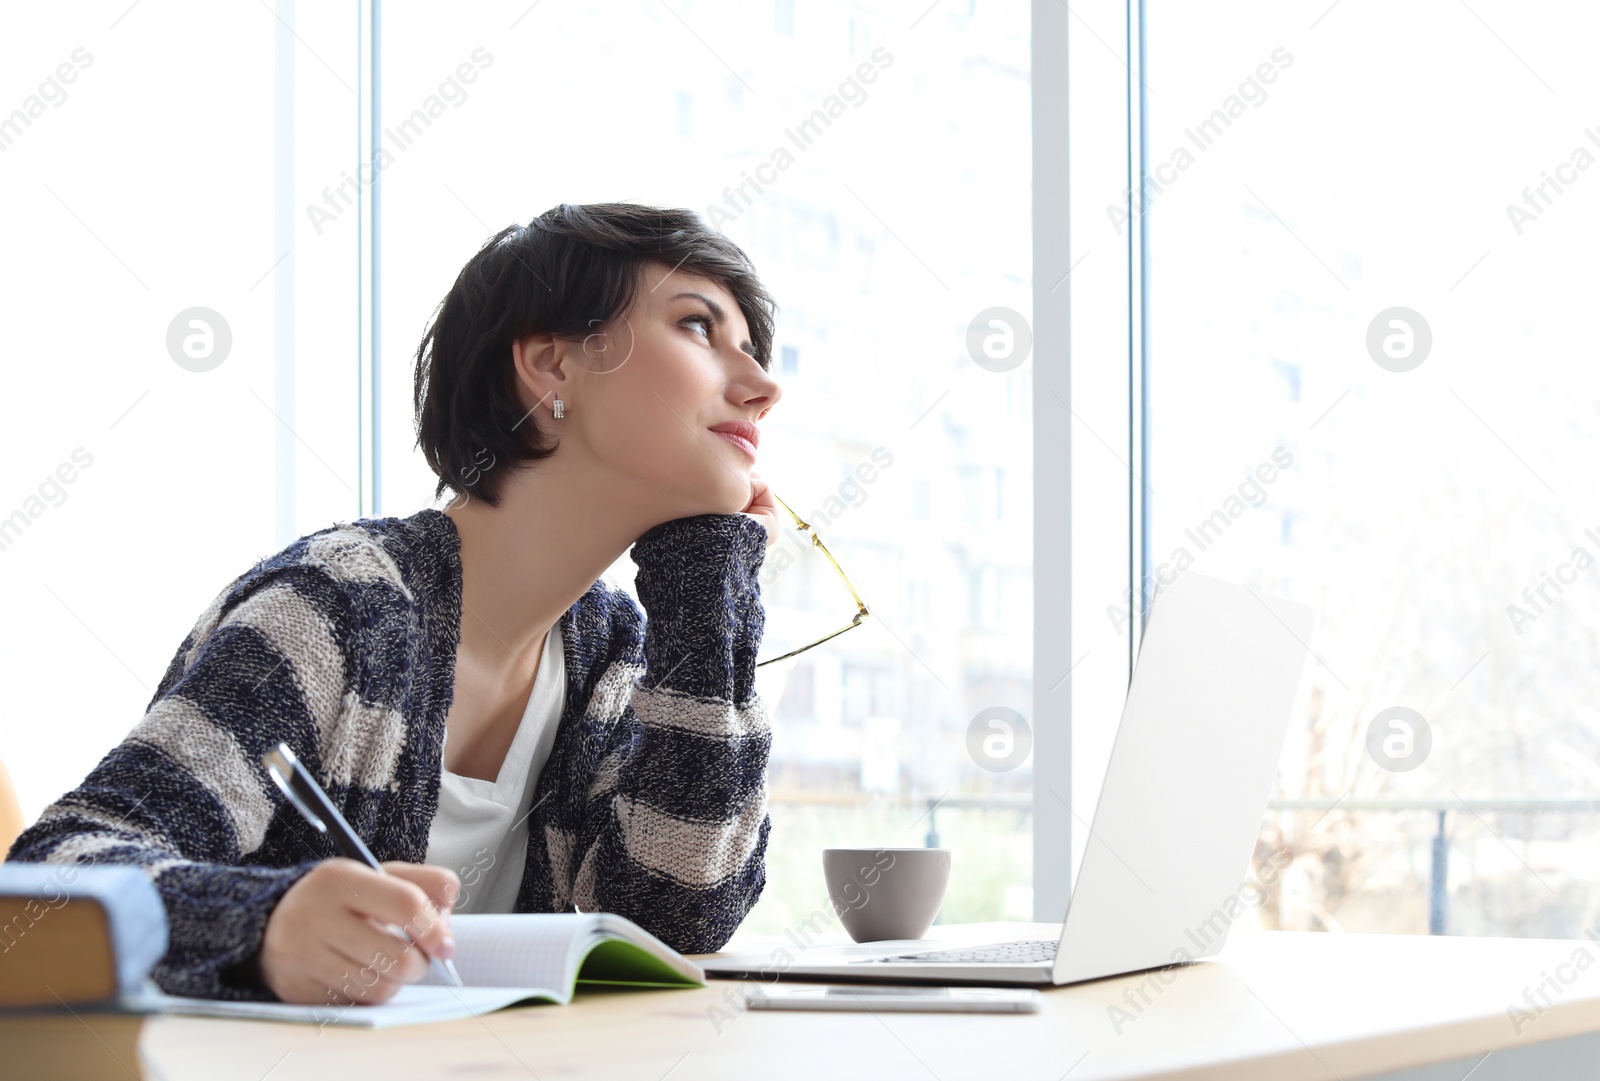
1,4,357,820
373,2,1034,932
1143,0,1600,937
18,0,1579,951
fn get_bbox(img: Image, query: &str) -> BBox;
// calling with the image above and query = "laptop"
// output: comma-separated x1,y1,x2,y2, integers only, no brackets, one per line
702,569,1315,986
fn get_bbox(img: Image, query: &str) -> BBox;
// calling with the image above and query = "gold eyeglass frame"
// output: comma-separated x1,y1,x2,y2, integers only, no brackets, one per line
755,493,870,667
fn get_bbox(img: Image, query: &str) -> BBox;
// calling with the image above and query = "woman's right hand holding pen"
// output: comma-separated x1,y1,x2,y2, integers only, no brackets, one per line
260,859,460,1005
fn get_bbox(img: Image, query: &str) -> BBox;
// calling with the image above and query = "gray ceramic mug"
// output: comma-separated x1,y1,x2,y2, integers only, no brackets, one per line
822,847,952,943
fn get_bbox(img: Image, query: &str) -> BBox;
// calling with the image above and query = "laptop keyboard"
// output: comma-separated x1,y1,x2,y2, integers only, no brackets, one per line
857,939,1059,965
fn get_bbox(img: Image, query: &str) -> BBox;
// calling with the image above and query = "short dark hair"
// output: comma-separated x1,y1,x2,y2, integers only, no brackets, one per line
412,201,778,507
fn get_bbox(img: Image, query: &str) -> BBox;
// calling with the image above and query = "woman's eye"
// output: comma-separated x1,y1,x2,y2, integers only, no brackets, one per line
683,314,713,339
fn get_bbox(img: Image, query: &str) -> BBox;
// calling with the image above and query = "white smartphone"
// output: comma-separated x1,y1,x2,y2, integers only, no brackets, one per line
743,984,1041,1013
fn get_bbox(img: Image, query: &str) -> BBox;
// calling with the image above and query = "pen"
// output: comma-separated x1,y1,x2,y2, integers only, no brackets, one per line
261,741,464,988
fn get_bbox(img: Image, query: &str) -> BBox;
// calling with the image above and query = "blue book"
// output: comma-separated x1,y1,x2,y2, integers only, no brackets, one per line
0,862,167,1007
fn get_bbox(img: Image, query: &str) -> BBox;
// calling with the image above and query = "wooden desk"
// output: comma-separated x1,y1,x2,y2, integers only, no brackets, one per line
141,927,1600,1080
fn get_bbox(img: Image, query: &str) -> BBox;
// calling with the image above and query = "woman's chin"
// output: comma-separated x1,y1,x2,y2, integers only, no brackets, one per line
699,475,756,516
664,491,750,520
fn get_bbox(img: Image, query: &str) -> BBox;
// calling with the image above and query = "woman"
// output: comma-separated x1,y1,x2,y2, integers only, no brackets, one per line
7,202,784,1005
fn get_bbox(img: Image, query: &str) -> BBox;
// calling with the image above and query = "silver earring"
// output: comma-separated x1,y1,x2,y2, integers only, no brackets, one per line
553,398,565,419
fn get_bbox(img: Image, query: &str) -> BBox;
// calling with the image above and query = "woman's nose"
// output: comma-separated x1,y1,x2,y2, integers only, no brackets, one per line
747,368,782,417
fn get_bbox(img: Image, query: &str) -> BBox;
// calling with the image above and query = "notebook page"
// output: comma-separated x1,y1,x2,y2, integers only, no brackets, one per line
418,913,590,990
136,985,557,1029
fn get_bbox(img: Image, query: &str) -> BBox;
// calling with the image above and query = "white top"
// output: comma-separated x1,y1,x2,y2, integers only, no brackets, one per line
424,622,566,915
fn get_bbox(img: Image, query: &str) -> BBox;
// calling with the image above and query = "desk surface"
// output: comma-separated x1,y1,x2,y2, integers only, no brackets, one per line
141,926,1600,1081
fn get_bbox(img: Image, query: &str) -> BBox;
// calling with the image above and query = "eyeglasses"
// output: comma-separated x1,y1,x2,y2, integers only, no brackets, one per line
756,492,870,667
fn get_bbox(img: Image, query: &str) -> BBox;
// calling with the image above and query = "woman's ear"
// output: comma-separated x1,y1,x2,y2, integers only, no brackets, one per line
511,333,570,416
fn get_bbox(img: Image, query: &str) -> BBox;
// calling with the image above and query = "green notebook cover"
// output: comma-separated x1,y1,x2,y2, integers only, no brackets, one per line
576,937,704,990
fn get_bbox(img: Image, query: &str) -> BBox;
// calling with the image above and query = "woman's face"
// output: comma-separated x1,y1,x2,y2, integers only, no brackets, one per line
540,262,782,519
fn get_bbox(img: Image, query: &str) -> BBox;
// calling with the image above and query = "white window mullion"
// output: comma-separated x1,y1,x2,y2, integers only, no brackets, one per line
1034,0,1143,918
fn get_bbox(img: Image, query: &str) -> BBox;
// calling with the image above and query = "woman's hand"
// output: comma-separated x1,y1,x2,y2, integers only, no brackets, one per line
260,859,459,1005
742,472,780,548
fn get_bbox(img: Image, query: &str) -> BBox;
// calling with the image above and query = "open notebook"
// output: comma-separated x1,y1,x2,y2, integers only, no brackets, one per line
129,913,705,1029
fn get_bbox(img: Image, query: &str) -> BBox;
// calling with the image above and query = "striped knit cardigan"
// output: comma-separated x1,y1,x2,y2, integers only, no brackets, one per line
7,509,773,1000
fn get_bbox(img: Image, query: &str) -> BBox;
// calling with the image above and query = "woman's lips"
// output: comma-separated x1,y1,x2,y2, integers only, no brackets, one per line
713,429,758,459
